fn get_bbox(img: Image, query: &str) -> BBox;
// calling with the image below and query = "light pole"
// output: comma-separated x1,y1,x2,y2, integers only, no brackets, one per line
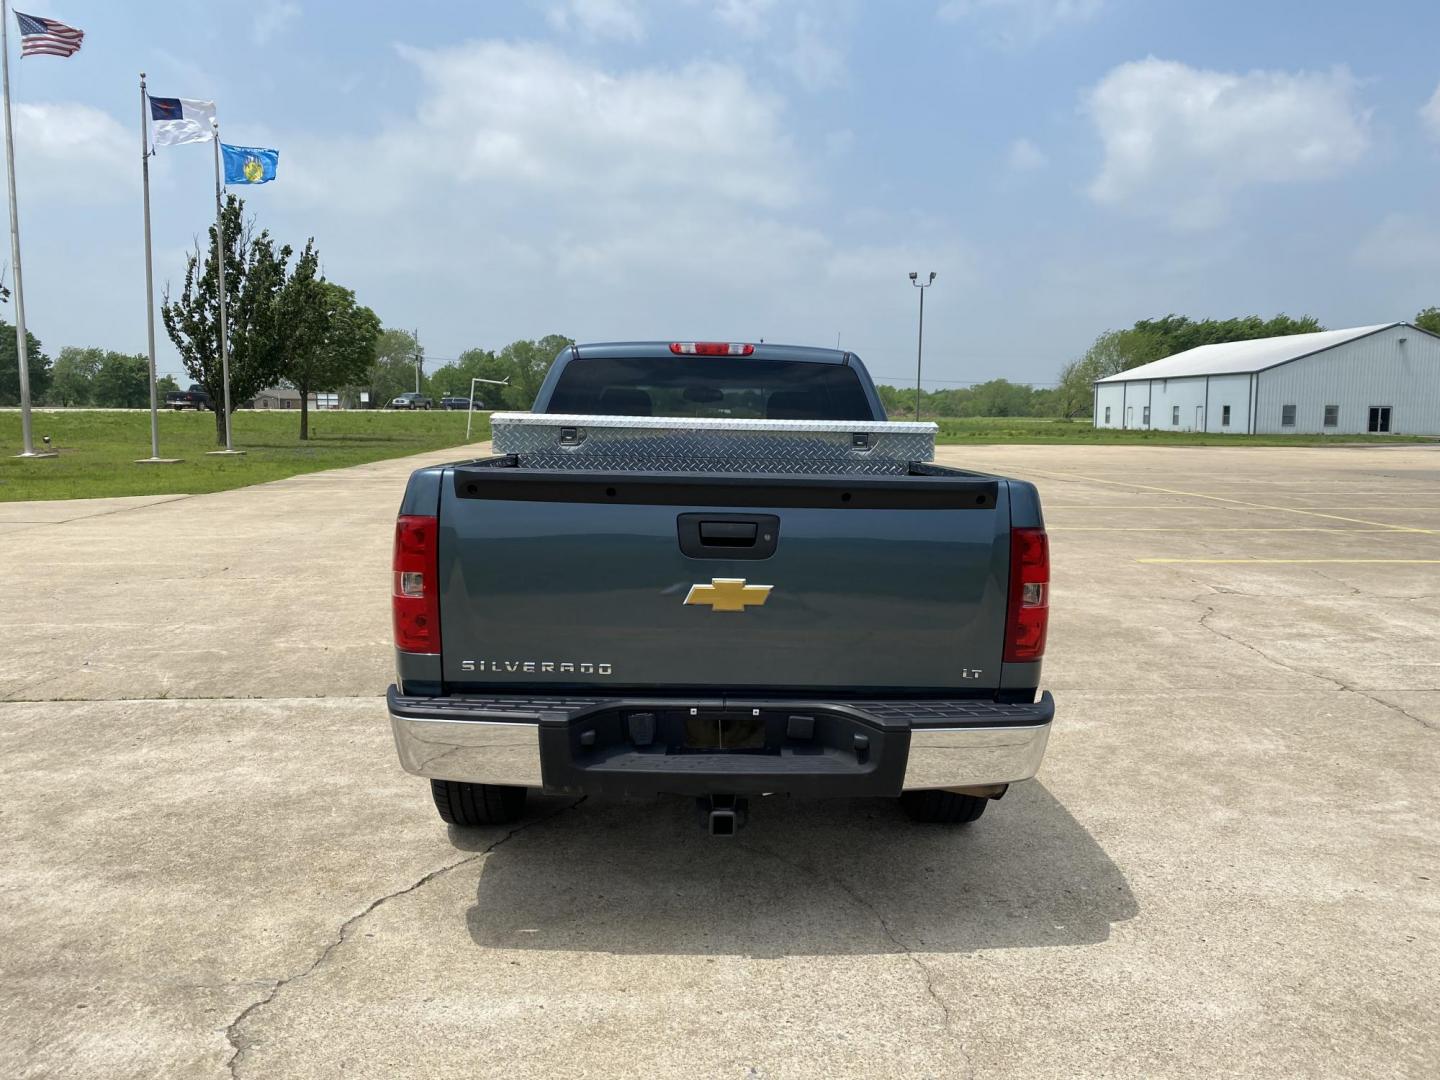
909,271,935,420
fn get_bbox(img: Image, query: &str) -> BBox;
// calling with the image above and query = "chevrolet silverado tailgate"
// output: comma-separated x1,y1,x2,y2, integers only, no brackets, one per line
437,461,1011,694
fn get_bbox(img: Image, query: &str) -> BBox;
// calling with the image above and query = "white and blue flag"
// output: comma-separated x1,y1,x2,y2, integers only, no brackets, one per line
148,97,215,146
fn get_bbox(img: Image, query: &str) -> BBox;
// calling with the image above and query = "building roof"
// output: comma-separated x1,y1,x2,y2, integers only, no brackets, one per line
1095,323,1402,383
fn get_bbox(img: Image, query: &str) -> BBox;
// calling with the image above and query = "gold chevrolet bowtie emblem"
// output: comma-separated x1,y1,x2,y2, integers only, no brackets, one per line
683,578,773,612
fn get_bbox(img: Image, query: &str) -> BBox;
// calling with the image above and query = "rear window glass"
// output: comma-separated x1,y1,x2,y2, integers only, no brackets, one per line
545,356,875,420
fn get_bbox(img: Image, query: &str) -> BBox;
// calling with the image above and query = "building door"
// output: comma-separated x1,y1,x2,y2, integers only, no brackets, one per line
1126,406,1133,428
1195,406,1204,431
1368,406,1392,433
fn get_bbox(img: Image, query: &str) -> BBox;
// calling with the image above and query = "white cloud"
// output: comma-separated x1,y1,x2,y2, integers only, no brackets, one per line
1084,58,1370,229
1421,81,1440,140
252,0,300,45
13,103,132,202
703,1,850,92
265,38,962,365
547,0,645,41
788,10,844,91
375,41,799,206
1354,214,1440,271
1006,136,1047,171
937,0,1103,45
711,0,780,36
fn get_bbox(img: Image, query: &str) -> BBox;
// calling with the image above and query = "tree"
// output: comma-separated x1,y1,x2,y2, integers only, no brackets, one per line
342,328,421,407
497,335,572,409
48,346,103,406
1415,307,1440,337
277,242,382,438
0,320,49,407
157,374,180,396
1052,358,1094,418
967,378,1039,417
92,353,152,408
426,336,573,410
429,347,500,403
1127,314,1322,360
161,194,293,444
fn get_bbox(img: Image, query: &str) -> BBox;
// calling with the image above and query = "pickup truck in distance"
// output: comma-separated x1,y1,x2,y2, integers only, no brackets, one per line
166,385,211,411
388,341,1053,835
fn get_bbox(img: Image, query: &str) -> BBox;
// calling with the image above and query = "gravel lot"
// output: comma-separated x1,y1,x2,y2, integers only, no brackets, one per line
2,442,1437,1079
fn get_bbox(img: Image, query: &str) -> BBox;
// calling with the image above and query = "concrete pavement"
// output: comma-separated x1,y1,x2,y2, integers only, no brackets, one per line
1,442,1437,1078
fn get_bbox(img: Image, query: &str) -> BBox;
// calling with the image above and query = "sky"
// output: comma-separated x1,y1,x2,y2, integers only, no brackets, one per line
5,0,1439,388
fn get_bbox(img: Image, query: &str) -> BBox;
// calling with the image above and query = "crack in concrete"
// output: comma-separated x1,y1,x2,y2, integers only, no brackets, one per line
221,797,584,1079
739,840,972,1078
1189,592,1438,733
1343,690,1438,733
1189,593,1346,693
1,692,388,705
0,493,197,530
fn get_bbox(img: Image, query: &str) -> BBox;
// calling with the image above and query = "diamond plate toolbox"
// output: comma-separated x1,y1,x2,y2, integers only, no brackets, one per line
490,413,938,474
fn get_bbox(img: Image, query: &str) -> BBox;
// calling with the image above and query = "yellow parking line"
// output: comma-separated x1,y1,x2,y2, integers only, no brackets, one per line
1138,558,1440,564
1026,469,1437,534
1046,505,1223,510
1054,527,1401,532
1048,505,1440,510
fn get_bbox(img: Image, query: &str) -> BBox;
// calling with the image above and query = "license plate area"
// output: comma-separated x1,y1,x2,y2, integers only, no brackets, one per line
683,709,766,751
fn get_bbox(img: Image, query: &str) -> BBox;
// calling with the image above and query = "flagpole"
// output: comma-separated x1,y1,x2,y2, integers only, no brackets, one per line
208,116,240,455
1,0,50,459
135,73,177,465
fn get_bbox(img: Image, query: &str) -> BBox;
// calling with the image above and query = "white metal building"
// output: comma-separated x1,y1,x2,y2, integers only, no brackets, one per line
1092,322,1440,435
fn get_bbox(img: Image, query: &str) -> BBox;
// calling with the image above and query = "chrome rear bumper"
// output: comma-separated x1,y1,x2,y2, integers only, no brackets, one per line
389,688,1052,796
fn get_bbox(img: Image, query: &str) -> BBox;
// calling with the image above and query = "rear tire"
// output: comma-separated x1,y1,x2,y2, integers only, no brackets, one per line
899,790,988,824
430,780,527,826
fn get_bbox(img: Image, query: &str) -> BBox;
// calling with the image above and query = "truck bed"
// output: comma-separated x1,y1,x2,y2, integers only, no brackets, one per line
407,454,1038,697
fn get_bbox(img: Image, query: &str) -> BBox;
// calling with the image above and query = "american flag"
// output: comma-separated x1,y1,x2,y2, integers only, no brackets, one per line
14,10,84,58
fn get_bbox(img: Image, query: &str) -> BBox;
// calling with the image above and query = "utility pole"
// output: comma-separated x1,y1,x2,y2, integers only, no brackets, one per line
413,328,422,394
909,271,936,420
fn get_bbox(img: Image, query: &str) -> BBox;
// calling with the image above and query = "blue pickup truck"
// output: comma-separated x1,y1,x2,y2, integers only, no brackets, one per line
387,341,1053,835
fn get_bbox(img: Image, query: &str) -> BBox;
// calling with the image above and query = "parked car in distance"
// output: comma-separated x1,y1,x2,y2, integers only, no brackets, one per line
390,392,434,410
165,385,211,411
440,396,476,410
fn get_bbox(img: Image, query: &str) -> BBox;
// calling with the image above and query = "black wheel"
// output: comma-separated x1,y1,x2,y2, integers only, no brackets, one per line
430,780,527,826
899,790,988,824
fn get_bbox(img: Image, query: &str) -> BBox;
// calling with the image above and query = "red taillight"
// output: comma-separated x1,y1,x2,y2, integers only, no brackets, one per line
1004,527,1049,663
670,342,755,356
393,515,441,653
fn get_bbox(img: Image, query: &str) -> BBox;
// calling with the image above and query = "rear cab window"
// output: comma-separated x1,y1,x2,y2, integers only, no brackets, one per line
544,356,876,421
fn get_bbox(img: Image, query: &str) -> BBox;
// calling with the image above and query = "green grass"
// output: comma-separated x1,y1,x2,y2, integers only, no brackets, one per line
929,416,1436,447
3,408,1431,503
0,408,492,502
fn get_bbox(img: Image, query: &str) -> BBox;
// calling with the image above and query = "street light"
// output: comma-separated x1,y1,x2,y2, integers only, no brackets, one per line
909,271,936,420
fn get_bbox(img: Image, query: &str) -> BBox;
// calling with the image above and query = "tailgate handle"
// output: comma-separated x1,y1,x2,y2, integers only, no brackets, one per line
699,521,757,545
678,513,779,560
